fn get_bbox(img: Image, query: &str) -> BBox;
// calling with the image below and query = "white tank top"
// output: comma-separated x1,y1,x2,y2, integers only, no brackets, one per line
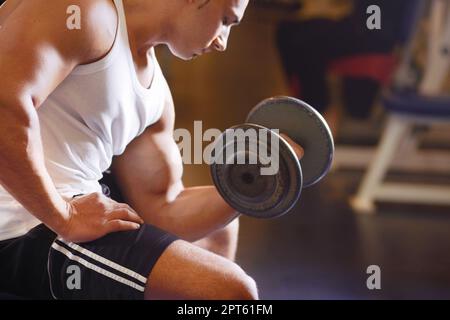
0,0,168,240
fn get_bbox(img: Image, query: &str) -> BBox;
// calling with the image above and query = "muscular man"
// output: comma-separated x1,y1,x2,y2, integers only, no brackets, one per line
0,0,303,299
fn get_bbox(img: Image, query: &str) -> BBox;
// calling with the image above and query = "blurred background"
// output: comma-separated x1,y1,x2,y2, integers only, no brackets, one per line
157,0,450,299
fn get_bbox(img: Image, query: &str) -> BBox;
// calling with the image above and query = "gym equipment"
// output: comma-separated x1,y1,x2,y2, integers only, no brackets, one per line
210,96,334,218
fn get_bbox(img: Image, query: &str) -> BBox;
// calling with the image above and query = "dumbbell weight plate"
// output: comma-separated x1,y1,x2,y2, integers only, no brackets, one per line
210,124,303,219
246,96,334,187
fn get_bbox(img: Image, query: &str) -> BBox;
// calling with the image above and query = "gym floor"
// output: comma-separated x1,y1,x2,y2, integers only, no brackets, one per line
237,169,450,300
162,3,450,300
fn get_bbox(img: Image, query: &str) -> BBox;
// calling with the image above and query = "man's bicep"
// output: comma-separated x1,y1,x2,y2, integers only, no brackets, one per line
111,92,184,212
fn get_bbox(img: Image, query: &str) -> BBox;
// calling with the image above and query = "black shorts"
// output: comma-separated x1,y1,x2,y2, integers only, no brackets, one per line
0,222,177,300
1,170,178,299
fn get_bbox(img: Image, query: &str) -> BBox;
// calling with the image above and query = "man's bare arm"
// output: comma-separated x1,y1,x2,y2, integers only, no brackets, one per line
0,0,142,241
112,84,238,242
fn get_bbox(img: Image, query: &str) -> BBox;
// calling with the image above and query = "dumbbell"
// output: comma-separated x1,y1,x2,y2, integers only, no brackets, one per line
210,96,334,219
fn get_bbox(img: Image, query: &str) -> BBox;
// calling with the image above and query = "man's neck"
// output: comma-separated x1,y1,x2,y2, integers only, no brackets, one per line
122,0,174,55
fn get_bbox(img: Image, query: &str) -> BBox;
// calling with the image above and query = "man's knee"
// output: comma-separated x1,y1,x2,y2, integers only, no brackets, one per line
230,273,259,300
217,265,258,300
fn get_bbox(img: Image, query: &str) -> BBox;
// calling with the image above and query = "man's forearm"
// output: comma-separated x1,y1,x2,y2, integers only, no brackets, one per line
0,100,68,233
140,185,239,242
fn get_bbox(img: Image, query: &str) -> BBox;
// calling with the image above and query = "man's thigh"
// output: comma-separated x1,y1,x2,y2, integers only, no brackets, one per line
145,239,257,300
49,226,256,300
1,222,255,300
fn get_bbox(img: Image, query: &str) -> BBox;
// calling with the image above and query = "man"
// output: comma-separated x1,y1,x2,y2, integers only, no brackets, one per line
0,0,302,299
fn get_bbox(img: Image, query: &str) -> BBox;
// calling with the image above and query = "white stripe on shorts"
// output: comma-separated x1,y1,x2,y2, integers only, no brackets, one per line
51,242,145,292
57,239,148,285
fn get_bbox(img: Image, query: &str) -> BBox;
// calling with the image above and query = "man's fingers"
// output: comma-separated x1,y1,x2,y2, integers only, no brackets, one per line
114,203,139,214
108,208,144,224
280,133,304,159
106,220,141,233
102,198,138,213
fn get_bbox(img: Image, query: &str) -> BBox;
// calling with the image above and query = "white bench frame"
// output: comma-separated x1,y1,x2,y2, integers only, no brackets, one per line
349,0,450,213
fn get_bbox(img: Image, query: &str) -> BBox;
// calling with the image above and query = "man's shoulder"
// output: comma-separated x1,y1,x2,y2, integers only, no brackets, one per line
18,0,118,64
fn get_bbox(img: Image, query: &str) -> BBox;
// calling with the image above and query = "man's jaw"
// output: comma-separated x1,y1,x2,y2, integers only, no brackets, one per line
188,47,212,60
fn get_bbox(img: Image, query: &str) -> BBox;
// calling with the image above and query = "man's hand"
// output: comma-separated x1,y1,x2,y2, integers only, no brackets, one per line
280,133,305,160
59,193,144,243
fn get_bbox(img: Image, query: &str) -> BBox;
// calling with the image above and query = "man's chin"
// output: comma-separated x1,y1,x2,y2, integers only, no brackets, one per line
166,46,192,61
190,53,200,60
176,53,200,62
175,53,198,61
